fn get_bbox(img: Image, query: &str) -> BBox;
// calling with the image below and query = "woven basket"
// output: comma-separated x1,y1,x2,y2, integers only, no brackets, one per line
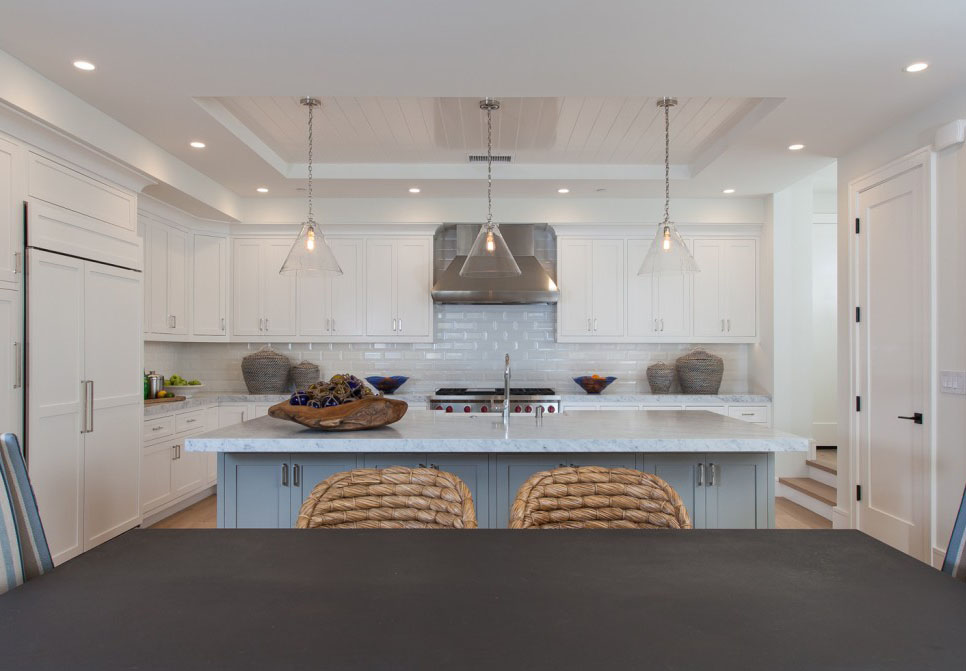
290,361,320,392
646,362,675,394
675,349,723,394
241,346,292,394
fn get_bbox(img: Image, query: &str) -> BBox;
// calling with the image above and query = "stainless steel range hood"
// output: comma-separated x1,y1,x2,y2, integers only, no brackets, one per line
432,224,558,304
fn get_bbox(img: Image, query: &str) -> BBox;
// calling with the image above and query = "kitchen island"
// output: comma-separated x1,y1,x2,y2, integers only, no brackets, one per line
187,409,807,529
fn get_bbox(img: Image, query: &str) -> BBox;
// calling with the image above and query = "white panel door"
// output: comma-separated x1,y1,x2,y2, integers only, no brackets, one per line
394,238,431,337
591,240,624,336
165,227,188,334
82,262,142,549
327,238,364,337
365,239,396,337
146,222,169,333
557,239,593,336
26,250,85,565
655,271,690,337
855,162,930,562
261,240,296,336
691,239,724,337
723,240,757,337
0,135,24,287
626,239,656,337
192,234,228,336
0,289,22,444
231,239,262,336
296,272,328,336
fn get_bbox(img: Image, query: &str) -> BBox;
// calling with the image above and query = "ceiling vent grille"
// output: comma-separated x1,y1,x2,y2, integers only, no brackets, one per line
468,154,512,163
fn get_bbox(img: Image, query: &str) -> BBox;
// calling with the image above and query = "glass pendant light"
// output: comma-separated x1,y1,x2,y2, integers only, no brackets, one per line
638,97,700,275
280,97,342,276
460,98,521,278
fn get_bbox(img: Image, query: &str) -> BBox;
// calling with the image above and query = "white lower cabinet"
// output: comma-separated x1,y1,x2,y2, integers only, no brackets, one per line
141,406,215,518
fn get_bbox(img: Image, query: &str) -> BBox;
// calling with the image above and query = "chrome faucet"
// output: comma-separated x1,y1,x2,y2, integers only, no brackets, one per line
503,353,511,425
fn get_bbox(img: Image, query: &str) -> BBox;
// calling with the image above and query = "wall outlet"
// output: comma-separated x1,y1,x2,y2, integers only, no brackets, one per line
940,370,966,395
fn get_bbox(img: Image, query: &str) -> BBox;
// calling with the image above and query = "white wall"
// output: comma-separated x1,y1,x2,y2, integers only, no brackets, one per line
811,221,838,446
836,89,966,565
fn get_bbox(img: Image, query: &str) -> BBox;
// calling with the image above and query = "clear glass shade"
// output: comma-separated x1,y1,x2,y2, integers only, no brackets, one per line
279,220,343,275
459,222,522,278
638,222,700,274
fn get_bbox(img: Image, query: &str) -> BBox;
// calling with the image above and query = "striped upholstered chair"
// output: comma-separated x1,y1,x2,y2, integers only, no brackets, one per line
942,483,966,582
0,433,53,594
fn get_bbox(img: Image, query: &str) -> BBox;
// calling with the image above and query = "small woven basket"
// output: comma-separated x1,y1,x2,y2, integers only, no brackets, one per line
291,361,320,392
675,349,723,394
646,362,675,394
241,346,292,394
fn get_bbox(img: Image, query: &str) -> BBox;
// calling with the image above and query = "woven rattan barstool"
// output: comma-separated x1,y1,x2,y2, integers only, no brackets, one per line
296,466,478,529
510,466,692,529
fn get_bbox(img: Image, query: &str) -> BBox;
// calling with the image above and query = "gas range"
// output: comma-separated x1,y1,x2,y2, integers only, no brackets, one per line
430,388,560,415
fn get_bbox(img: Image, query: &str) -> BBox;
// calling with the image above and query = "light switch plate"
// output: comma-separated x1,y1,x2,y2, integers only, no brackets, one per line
940,370,966,395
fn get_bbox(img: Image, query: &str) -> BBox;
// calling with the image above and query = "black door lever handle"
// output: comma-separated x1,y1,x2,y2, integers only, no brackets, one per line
897,412,923,424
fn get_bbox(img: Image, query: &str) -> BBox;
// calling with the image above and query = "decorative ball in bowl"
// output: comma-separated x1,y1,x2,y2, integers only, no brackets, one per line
365,375,409,394
573,375,617,394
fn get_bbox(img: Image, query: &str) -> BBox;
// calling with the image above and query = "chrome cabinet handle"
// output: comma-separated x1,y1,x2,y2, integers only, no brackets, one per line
727,319,731,332
330,317,335,332
12,341,21,389
171,445,178,461
293,463,300,487
392,318,397,332
653,318,658,332
173,315,177,329
397,318,402,332
660,318,664,332
281,463,289,486
720,319,725,332
697,462,705,486
186,418,196,424
708,462,716,486
325,317,330,331
221,317,226,332
151,425,163,432
264,318,269,331
593,318,598,331
258,318,263,331
587,318,592,331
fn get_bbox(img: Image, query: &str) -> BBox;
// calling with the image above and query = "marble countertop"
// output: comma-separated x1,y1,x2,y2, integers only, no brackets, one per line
185,409,806,454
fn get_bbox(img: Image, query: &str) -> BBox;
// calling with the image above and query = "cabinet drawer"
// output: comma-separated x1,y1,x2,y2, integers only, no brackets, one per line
176,409,207,433
728,406,769,423
143,415,175,441
685,406,728,416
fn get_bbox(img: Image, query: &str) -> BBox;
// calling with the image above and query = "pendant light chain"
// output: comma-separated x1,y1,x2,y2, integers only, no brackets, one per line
307,100,314,221
663,97,670,225
486,103,493,226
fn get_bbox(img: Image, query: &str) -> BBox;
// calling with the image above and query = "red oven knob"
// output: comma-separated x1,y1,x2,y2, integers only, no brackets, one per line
435,405,443,410
514,405,522,413
525,405,533,413
480,406,488,413
464,405,472,413
445,406,453,413
547,406,555,413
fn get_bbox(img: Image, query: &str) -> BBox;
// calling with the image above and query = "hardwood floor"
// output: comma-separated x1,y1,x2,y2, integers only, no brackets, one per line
153,494,832,531
150,496,217,529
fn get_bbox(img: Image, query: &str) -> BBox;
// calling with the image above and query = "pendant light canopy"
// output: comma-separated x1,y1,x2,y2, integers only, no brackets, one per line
280,97,342,276
638,97,700,275
460,99,521,279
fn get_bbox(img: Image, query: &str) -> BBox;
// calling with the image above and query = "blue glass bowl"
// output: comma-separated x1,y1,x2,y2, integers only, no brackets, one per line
366,375,409,394
573,375,617,394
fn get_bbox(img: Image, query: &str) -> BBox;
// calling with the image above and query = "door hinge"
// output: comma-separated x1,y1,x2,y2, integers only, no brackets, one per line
855,306,860,323
856,484,861,502
856,395,861,412
855,217,860,234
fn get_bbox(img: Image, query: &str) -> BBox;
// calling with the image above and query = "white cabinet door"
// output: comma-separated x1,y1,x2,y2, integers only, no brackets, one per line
82,262,142,550
146,222,169,333
692,239,724,337
0,135,24,287
0,289,22,445
558,238,593,336
141,441,176,512
394,238,431,337
172,439,207,497
297,272,328,336
231,239,262,336
655,271,690,337
724,239,757,337
327,238,364,337
626,239,656,338
261,240,296,336
165,227,188,334
27,250,85,565
218,405,250,427
365,239,396,337
192,234,228,336
591,239,624,337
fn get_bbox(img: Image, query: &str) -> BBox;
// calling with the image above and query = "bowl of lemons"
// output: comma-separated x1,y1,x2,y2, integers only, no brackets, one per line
163,374,204,397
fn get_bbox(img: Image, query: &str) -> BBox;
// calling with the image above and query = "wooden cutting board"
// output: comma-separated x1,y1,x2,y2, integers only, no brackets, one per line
144,396,187,405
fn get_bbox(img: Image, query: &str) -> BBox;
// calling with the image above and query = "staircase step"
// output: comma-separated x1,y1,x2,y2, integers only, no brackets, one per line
778,477,836,506
808,449,837,474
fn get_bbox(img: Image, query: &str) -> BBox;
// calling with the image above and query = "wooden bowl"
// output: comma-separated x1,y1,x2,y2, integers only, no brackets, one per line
268,396,408,431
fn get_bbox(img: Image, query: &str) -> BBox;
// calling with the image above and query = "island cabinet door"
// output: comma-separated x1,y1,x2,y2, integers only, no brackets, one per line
289,455,361,527
223,454,291,528
703,453,769,529
362,453,426,469
640,455,705,529
427,455,491,529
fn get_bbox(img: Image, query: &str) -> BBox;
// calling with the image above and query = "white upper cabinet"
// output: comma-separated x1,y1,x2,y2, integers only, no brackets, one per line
558,238,624,339
627,238,691,338
191,233,228,337
231,238,296,338
365,237,432,340
692,238,758,339
145,221,188,335
0,135,25,288
297,238,364,339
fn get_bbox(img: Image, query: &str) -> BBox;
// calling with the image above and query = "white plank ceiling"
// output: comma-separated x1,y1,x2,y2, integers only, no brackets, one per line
216,96,761,164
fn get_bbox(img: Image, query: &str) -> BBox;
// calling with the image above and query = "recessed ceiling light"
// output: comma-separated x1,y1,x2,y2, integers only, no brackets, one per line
904,62,929,73
408,187,421,193
189,141,206,149
557,188,570,194
256,187,269,193
72,60,95,71
788,143,805,151
722,188,735,194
